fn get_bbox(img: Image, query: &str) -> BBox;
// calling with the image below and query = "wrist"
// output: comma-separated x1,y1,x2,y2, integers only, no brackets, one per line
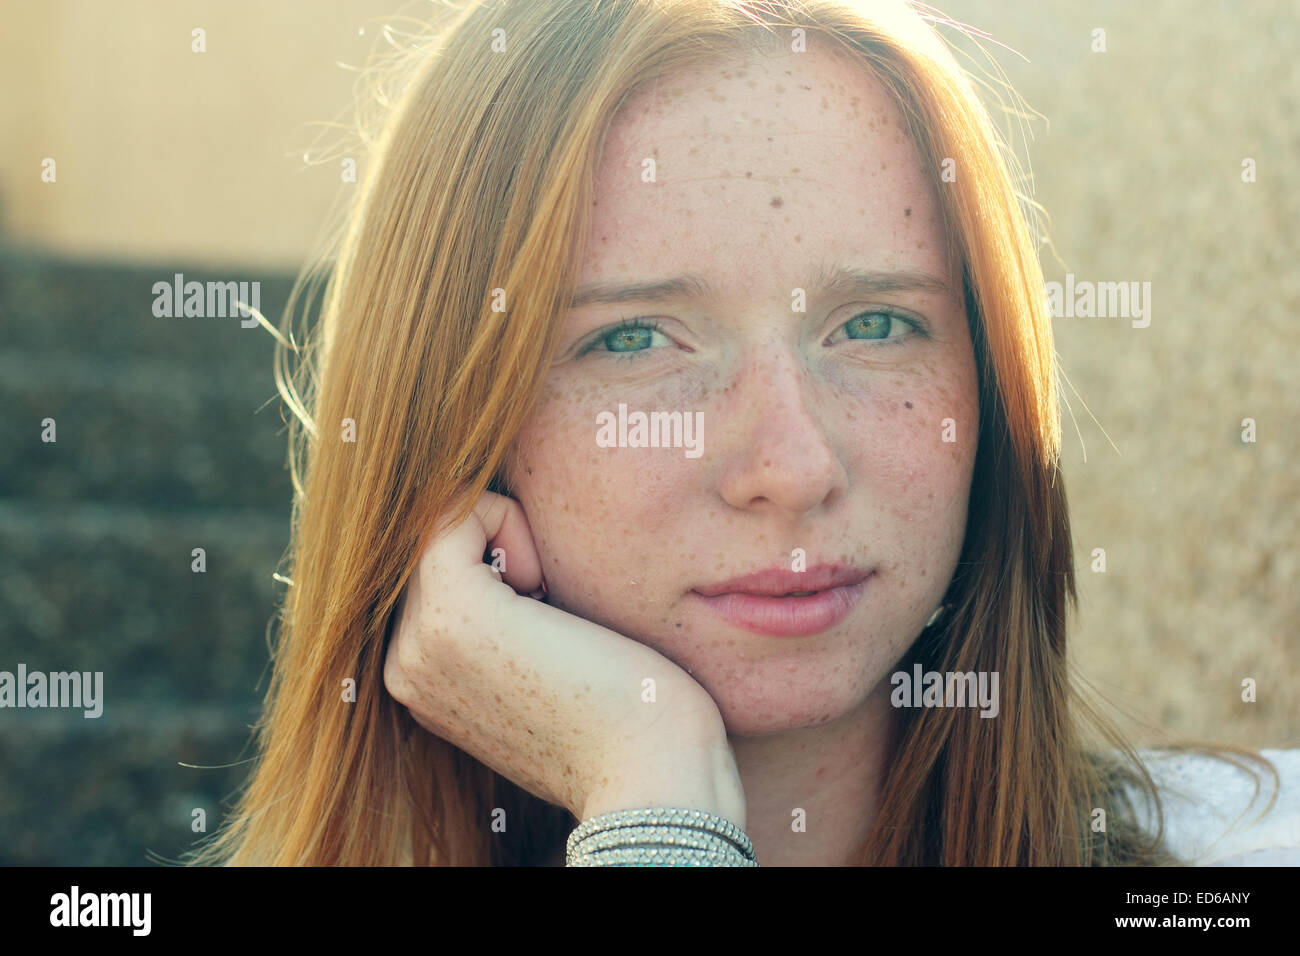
566,805,757,866
581,726,745,829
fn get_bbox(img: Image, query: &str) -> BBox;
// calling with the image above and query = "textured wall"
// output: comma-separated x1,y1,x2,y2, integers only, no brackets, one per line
938,0,1298,750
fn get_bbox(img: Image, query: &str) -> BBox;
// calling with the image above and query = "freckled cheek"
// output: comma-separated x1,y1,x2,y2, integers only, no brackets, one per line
905,399,975,494
511,395,693,607
838,379,976,537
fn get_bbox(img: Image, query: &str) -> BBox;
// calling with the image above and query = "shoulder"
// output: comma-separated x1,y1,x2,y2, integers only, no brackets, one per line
1129,748,1300,866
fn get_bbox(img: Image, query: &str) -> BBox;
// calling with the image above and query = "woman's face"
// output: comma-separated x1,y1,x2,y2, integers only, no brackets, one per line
505,47,979,736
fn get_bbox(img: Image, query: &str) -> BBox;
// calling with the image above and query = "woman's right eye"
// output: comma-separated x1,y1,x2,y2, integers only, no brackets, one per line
580,318,671,357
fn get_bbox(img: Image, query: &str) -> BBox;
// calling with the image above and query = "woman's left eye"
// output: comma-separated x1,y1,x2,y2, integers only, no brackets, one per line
825,309,917,345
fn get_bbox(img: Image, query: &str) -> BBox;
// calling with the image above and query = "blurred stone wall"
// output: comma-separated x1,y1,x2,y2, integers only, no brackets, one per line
0,0,1295,864
939,0,1298,750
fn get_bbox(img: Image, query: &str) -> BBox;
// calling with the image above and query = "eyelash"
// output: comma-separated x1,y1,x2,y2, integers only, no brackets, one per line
578,308,925,358
577,317,668,359
824,308,925,346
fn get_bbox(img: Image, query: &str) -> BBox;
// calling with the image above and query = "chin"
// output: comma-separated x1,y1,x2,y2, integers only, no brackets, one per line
714,697,862,737
695,669,872,738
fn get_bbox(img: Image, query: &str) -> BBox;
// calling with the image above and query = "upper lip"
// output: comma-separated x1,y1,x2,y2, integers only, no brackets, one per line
693,564,870,598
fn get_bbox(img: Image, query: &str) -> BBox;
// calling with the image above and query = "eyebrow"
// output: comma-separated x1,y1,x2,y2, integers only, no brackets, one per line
568,263,951,308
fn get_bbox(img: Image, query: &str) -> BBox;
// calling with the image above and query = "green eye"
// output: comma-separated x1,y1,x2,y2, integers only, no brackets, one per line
606,325,655,351
828,309,918,345
844,312,892,339
581,318,670,356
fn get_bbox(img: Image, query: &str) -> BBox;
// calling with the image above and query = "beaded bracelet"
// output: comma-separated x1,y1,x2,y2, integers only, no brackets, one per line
566,806,759,867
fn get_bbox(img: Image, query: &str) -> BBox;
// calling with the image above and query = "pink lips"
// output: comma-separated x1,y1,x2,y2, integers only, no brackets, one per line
691,565,871,637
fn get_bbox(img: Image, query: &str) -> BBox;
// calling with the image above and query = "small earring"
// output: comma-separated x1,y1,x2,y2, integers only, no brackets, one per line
925,604,948,629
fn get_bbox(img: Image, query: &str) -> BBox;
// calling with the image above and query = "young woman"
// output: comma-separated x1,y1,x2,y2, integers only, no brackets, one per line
188,0,1290,866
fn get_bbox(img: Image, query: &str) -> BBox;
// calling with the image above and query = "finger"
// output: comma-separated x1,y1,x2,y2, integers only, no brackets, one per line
420,491,543,596
474,493,545,596
418,491,499,581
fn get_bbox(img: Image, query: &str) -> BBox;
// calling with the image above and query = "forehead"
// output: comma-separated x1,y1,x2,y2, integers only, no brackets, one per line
583,45,953,295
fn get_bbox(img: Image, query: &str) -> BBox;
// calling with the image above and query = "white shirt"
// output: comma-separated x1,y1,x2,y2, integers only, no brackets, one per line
1133,748,1300,865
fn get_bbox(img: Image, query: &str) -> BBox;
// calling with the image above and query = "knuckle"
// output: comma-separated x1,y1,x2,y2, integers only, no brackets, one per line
394,624,435,679
391,607,462,689
382,640,413,705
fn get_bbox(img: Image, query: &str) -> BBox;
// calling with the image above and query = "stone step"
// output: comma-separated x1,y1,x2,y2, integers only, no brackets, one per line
0,251,299,366
0,499,286,702
0,716,263,866
0,358,294,509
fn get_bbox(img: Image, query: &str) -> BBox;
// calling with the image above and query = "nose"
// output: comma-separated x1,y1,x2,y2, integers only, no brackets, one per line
715,342,849,517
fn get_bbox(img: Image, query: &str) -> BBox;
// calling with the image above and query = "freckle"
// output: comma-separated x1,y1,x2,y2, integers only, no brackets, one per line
794,234,801,243
920,568,927,577
745,170,752,177
904,401,913,409
904,207,911,217
770,197,783,208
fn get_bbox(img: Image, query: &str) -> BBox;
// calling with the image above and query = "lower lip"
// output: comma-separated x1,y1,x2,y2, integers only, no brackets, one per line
691,575,871,637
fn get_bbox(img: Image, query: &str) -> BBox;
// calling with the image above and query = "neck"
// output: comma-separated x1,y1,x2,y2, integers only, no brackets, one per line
729,682,897,866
